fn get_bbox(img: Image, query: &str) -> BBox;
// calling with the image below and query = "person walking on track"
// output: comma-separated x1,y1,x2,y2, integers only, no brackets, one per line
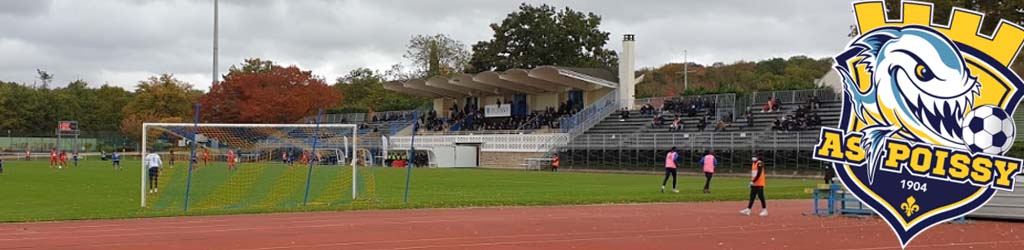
661,147,680,193
741,152,768,216
700,150,717,194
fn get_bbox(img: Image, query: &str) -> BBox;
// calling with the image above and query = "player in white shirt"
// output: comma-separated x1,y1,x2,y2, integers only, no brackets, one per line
145,152,163,193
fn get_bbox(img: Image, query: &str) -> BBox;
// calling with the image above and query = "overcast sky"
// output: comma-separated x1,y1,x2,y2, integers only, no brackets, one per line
0,0,855,91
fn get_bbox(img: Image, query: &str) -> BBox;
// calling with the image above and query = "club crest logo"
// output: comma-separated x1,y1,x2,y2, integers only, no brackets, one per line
813,1,1024,247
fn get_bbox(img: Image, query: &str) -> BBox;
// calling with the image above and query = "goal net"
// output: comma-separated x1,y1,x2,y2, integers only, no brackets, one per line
140,123,375,211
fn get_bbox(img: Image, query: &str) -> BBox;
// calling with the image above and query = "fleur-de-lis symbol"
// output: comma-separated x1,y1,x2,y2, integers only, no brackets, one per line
900,196,920,217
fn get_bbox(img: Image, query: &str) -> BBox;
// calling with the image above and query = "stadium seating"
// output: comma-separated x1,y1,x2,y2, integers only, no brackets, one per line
559,91,841,173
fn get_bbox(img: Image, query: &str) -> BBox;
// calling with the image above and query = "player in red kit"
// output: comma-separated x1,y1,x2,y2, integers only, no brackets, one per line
226,149,237,170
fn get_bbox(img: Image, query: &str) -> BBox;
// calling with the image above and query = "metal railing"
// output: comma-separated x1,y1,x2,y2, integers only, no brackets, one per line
374,110,418,121
0,131,136,153
635,93,737,121
389,133,569,153
751,88,838,107
418,129,549,136
559,90,620,138
320,113,366,123
318,110,420,124
560,130,827,172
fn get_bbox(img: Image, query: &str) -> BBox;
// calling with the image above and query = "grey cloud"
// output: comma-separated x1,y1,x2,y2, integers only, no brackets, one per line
0,0,52,16
0,0,858,91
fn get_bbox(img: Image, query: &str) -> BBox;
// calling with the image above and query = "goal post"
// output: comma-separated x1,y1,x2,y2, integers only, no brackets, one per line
140,123,364,210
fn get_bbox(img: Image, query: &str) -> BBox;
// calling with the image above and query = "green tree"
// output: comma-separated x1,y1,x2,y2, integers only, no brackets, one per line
635,56,832,97
404,34,470,78
468,3,618,72
882,0,1022,33
0,81,46,134
332,68,428,113
882,0,1024,72
92,85,133,132
226,58,275,77
0,79,132,136
121,74,200,140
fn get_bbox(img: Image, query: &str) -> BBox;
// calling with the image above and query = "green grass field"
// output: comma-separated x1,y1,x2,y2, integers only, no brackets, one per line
0,159,819,222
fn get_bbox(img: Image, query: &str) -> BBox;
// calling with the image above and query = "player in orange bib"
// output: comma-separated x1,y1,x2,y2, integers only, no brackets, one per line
226,149,237,170
551,154,560,172
740,152,768,216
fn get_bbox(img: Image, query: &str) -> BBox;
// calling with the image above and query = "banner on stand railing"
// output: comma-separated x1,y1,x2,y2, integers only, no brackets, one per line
484,105,511,117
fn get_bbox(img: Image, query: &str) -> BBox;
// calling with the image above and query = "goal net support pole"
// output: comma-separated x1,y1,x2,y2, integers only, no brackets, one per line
302,109,324,206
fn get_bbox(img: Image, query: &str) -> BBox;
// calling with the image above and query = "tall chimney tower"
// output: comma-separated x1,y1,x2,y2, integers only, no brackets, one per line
618,34,636,110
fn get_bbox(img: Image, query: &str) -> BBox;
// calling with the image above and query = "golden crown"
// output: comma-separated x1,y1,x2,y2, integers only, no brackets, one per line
853,1,1024,67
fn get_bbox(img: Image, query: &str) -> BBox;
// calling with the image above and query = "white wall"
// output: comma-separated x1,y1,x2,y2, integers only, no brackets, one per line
531,92,560,111
427,144,479,168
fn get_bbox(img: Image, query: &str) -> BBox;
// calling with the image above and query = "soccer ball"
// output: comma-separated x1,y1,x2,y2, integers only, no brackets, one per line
961,105,1015,155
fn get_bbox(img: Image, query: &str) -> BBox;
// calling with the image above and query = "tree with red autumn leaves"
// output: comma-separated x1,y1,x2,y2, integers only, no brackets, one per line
199,58,342,123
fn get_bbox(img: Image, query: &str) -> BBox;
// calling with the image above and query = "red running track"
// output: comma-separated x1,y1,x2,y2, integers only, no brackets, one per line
1,200,1022,250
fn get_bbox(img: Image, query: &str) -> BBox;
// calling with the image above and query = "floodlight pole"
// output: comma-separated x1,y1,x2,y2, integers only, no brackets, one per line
684,50,688,92
212,0,219,87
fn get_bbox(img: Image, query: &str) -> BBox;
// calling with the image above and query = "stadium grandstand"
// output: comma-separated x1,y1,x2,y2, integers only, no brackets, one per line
322,35,841,173
334,34,1024,176
348,29,1024,221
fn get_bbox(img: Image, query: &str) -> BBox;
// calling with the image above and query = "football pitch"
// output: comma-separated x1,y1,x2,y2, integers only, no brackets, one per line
0,159,818,222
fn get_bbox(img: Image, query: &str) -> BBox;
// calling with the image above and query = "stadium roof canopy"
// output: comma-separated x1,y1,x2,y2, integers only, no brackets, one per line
383,66,619,98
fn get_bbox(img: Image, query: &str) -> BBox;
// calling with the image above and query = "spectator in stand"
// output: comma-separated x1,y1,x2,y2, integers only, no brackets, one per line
697,116,708,132
619,108,630,121
745,110,755,128
707,101,717,116
808,111,822,127
781,115,798,131
762,97,780,112
808,95,820,110
715,118,728,132
651,114,664,128
772,116,784,131
687,101,698,117
669,116,683,132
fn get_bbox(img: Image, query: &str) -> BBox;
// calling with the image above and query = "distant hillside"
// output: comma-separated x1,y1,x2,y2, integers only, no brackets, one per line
635,56,832,98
